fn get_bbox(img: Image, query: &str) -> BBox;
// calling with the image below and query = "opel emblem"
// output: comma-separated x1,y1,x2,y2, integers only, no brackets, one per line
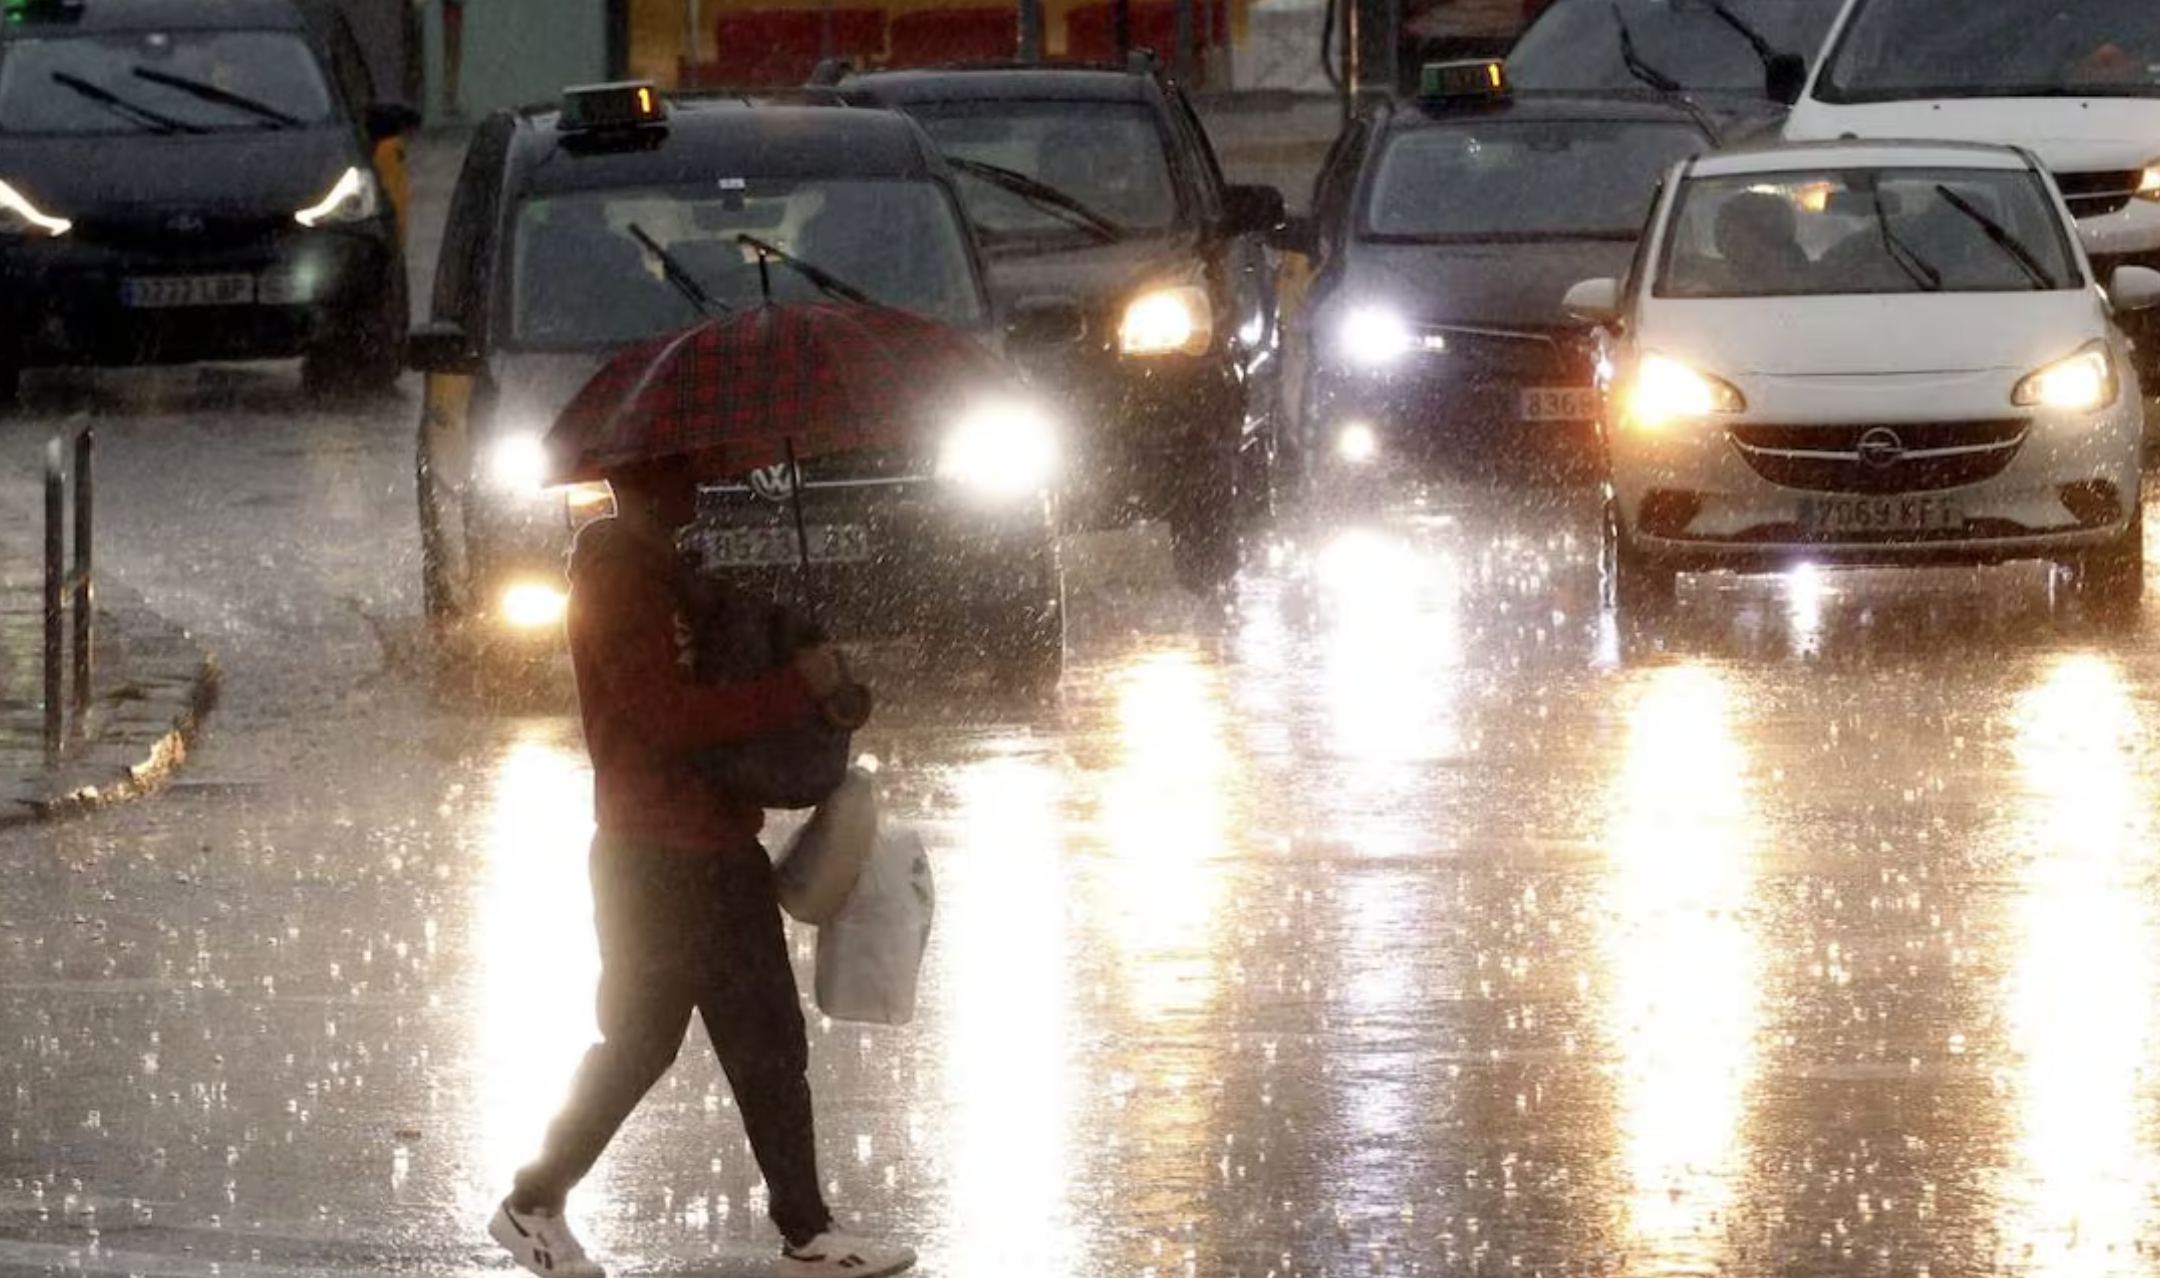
747,461,798,502
1856,427,1906,469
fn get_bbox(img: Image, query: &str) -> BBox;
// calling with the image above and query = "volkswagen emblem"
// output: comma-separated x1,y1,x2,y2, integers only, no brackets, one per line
1855,427,1906,469
165,213,206,235
747,461,798,502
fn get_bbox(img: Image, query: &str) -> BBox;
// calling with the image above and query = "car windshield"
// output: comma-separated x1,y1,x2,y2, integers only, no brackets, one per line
0,29,335,134
1817,0,2160,100
1362,118,1706,240
1657,167,2083,298
903,100,1181,240
1505,0,1838,94
507,177,988,349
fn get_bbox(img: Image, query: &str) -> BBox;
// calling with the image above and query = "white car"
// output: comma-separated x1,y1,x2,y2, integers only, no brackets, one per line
1564,139,2160,616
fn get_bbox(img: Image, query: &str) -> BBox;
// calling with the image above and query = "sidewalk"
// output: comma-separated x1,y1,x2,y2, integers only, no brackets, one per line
0,561,219,828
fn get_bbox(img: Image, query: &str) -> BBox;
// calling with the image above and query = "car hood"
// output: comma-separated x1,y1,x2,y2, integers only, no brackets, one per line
487,350,618,444
1641,290,2107,376
1331,239,1640,331
0,126,365,215
979,231,1205,310
1784,98,2160,170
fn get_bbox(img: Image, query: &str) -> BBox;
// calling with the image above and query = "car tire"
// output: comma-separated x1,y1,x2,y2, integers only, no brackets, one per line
1602,492,1676,615
2066,502,2144,619
1168,451,1241,595
303,268,409,398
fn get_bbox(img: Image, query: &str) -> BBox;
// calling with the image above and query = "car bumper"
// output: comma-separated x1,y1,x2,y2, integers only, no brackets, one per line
0,223,396,367
1608,401,2144,572
1303,358,1600,469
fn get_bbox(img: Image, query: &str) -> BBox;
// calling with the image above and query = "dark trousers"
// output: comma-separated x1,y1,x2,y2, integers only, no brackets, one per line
511,835,833,1247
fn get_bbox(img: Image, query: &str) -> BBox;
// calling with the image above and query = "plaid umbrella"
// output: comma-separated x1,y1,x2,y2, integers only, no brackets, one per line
543,299,1013,486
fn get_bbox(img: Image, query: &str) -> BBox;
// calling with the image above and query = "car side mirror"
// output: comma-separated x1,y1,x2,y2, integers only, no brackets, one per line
1223,183,1288,238
1562,278,1622,324
2108,265,2160,313
1005,296,1087,349
1268,214,1318,257
406,320,482,375
1764,52,1807,106
366,101,424,141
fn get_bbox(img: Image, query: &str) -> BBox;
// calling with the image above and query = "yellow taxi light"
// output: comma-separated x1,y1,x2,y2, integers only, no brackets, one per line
559,81,666,132
1419,58,1508,102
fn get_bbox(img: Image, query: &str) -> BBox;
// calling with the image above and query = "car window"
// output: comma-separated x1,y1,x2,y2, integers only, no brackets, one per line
1361,119,1706,240
1506,0,1839,94
1656,167,2083,297
0,29,338,134
1816,0,2160,101
507,177,988,350
905,100,1181,238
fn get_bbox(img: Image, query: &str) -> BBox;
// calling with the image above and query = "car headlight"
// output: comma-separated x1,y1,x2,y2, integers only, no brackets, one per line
1336,306,1444,368
2138,162,2160,202
1623,353,1747,428
939,398,1060,497
485,433,552,495
295,166,381,228
2012,341,2117,411
0,178,69,237
1119,284,1212,356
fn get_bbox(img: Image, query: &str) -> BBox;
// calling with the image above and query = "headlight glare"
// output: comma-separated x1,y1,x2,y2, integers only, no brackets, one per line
1339,307,1416,367
2138,164,2160,202
295,166,380,227
498,582,568,630
1624,353,1746,428
939,399,1060,497
1119,285,1211,356
2013,341,2116,411
0,178,70,237
485,434,552,494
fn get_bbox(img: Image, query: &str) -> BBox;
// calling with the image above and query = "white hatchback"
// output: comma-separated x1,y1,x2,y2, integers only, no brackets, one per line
1566,140,2160,617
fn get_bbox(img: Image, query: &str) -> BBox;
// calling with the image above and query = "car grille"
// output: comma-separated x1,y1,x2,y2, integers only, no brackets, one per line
2055,170,2144,220
1422,325,1588,382
1726,419,2027,493
73,210,291,255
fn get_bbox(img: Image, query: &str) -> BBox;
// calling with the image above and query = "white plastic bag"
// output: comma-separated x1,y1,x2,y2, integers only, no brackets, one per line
814,825,935,1026
774,767,879,925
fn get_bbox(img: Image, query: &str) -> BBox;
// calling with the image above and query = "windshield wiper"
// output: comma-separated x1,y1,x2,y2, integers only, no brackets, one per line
626,223,729,315
734,233,879,307
1701,0,1782,68
1873,192,1942,291
130,65,303,129
1610,3,1685,93
1931,184,2052,289
49,70,203,134
945,156,1123,243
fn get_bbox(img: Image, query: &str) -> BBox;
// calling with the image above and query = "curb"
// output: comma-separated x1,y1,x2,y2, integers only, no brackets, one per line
0,588,221,828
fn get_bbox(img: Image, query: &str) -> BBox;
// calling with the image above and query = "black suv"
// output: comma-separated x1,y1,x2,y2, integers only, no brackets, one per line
0,0,415,403
406,83,1071,692
824,58,1288,593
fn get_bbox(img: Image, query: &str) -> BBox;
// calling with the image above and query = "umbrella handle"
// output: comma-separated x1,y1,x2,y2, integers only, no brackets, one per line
784,436,820,625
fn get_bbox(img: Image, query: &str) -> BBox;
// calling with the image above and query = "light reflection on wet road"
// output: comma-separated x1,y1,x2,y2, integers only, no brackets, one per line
5,387,2160,1277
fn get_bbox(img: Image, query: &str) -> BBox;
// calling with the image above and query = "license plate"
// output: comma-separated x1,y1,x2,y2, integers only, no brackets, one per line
1519,386,1599,422
119,273,255,308
1797,495,1964,534
698,524,871,567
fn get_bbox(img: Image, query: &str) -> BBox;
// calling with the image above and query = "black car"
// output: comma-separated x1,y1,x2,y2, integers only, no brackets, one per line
406,82,1072,692
0,0,416,403
1504,0,1839,135
822,57,1288,593
1277,64,1717,485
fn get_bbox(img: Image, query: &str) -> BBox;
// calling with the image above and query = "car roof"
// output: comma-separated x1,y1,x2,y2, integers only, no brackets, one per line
1,0,308,35
834,63,1159,106
1381,90,1720,134
1688,138,2040,177
501,94,948,194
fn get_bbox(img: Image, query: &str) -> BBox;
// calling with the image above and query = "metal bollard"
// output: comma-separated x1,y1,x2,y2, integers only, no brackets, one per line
43,426,93,765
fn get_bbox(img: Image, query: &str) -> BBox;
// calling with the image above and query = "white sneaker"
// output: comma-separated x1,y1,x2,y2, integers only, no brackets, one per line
778,1230,916,1278
490,1200,606,1278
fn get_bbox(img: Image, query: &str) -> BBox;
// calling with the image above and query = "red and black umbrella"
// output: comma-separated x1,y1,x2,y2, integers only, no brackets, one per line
543,297,1013,486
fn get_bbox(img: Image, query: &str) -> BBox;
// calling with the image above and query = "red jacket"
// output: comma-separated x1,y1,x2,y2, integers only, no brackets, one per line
565,516,815,851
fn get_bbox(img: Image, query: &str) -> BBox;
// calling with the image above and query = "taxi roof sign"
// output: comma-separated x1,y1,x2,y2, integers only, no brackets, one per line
1419,58,1508,102
559,81,666,132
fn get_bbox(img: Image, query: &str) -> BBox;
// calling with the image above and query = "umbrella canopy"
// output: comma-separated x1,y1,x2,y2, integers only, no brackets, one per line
543,298,1014,486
